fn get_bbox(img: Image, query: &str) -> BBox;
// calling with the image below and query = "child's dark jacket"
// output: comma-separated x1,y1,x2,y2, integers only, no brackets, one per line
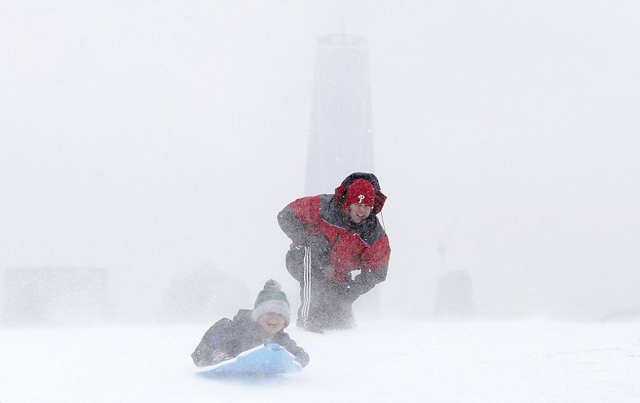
191,309,309,368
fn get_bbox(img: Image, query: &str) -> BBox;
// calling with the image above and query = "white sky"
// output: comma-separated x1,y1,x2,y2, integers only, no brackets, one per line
1,1,639,322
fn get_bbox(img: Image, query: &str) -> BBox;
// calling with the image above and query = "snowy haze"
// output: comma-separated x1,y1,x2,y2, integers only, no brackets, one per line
1,0,640,326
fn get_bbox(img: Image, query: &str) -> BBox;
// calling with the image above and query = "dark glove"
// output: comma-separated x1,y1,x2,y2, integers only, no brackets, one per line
344,277,368,301
344,287,360,302
338,281,362,302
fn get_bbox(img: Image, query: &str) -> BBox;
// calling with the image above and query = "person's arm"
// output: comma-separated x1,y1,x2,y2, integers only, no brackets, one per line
275,333,310,368
278,195,324,246
191,318,233,367
346,264,388,299
346,234,391,300
277,204,307,245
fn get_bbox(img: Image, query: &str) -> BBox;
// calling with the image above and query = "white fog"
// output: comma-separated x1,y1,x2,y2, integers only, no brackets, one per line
1,1,639,401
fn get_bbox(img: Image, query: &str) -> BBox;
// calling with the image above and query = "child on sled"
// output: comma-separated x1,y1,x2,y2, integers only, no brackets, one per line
191,279,309,368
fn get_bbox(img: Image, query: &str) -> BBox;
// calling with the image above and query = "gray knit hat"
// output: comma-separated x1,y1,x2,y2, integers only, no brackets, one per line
251,279,291,326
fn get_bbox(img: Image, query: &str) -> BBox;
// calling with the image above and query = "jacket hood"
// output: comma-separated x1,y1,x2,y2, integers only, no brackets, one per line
334,172,387,214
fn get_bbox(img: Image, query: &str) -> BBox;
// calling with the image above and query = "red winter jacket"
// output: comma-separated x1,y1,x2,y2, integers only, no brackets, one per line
278,188,390,294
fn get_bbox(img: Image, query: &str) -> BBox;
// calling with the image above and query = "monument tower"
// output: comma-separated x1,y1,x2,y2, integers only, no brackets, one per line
305,33,374,195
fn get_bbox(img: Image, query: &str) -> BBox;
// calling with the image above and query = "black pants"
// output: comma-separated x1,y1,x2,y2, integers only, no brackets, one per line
286,246,355,330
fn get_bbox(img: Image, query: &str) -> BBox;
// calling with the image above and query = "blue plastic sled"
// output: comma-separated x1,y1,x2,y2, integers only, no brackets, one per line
198,343,302,377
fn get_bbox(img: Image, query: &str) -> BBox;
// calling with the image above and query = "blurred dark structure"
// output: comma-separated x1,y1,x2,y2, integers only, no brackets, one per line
602,309,640,322
434,240,475,320
304,31,380,313
434,270,475,320
160,262,250,323
305,33,375,195
3,267,110,326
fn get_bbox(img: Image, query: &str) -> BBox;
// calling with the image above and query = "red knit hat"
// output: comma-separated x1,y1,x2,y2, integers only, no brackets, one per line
345,179,376,207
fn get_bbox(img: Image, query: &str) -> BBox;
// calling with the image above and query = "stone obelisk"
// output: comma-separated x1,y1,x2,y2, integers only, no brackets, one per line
305,33,374,195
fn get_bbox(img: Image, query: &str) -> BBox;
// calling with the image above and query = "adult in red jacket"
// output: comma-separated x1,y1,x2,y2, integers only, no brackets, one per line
277,172,390,333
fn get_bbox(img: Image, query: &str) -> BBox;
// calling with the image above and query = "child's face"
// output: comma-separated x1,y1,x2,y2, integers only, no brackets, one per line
258,313,286,336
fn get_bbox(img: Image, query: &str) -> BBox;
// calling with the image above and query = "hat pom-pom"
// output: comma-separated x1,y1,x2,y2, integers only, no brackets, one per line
264,279,281,291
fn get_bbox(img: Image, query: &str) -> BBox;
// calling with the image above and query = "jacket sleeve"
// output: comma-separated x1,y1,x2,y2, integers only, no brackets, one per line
274,332,310,368
348,233,391,297
277,204,307,245
277,196,322,245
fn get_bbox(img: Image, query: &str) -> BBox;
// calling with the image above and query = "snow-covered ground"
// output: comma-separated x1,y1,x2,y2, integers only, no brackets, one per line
1,319,639,402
